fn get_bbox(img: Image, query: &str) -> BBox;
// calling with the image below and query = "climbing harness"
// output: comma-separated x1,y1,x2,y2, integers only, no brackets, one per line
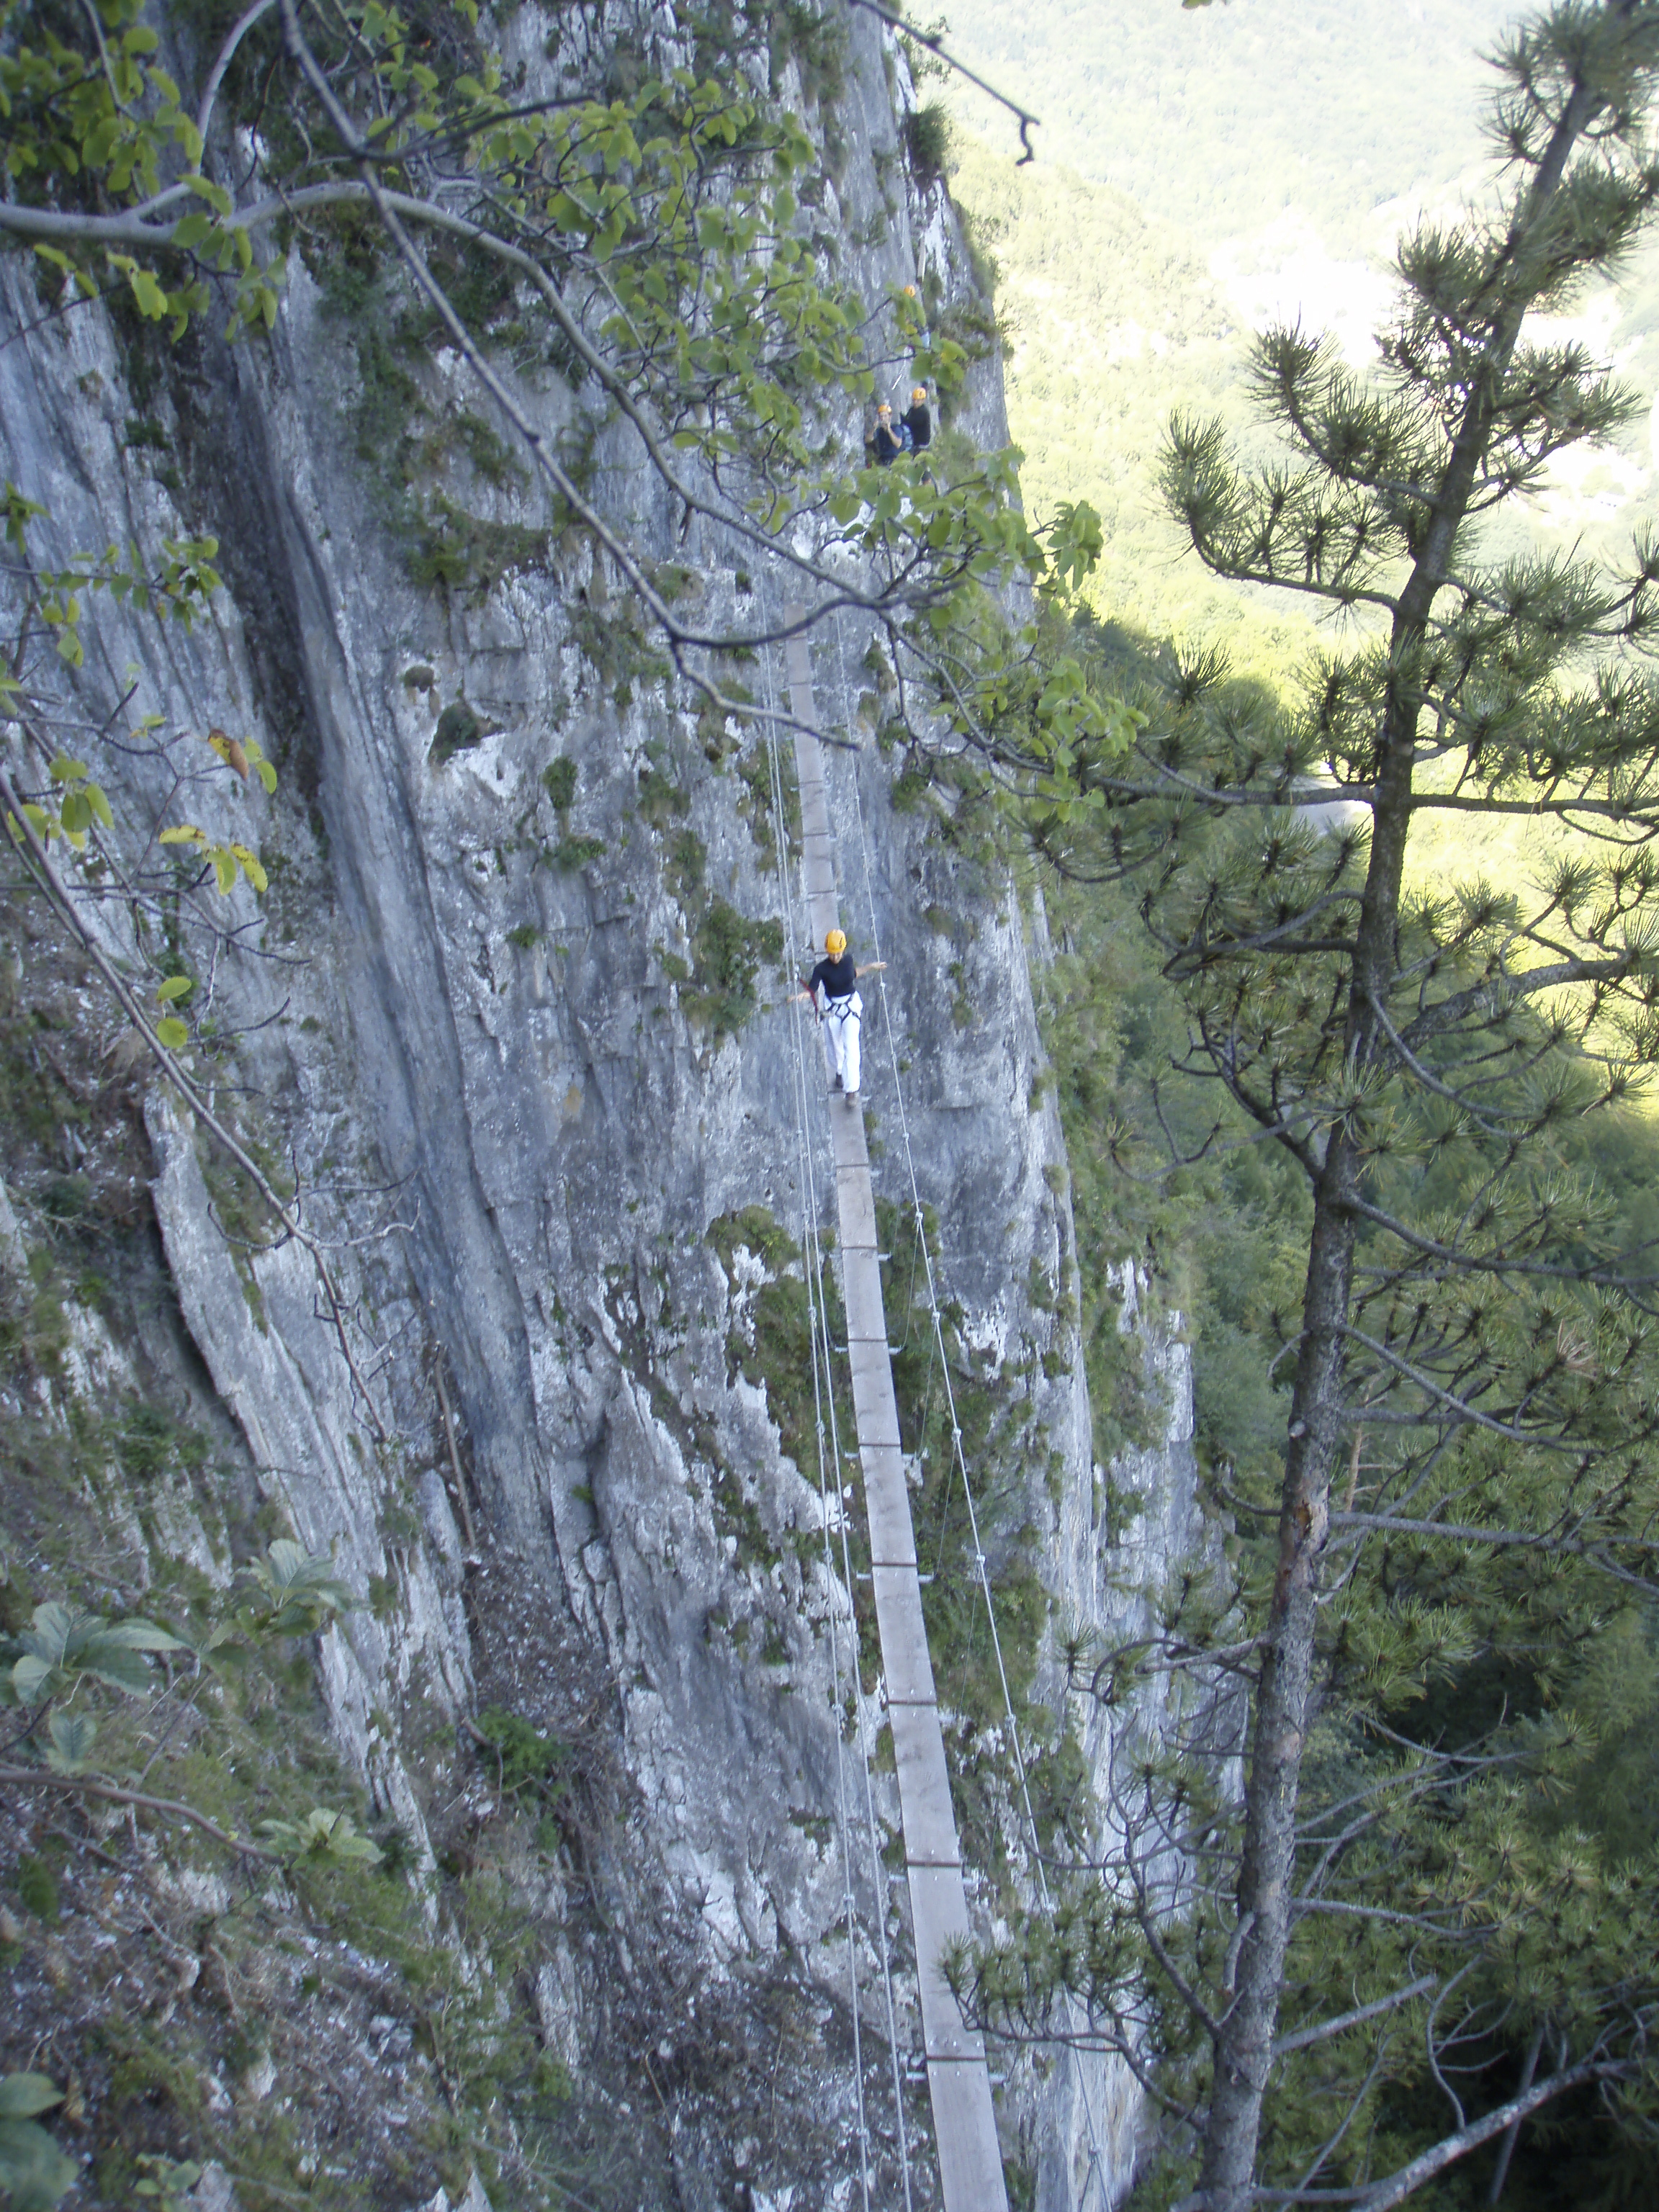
819,988,863,1095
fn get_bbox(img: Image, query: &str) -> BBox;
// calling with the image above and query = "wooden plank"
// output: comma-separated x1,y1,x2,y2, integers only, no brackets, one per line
889,1702,960,1862
871,1566,939,1703
932,2062,1009,2212
864,1454,919,1572
783,608,1007,2212
837,1173,880,1253
842,1258,889,1348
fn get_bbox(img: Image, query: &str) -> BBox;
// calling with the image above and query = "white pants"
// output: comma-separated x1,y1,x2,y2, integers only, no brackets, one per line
818,989,862,1093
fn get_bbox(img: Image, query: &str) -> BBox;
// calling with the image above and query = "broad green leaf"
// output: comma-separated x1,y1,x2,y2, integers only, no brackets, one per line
258,1807,382,1863
44,1712,96,1776
18,1602,73,1667
181,172,232,217
94,1620,189,1653
0,2113,79,2210
241,1542,356,1635
0,2080,61,2122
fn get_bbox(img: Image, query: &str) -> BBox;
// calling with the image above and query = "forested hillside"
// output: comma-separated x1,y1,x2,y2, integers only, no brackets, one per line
941,0,1516,244
943,0,1659,884
956,0,1659,690
935,5,1659,2207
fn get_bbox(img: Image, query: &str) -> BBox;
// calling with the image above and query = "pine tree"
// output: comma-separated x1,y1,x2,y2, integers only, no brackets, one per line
971,4,1659,2205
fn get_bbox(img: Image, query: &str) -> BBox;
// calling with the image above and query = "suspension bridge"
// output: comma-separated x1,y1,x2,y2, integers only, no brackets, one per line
759,612,1115,2212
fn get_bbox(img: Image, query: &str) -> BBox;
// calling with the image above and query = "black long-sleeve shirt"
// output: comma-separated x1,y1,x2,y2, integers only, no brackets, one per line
902,403,932,451
809,952,858,1001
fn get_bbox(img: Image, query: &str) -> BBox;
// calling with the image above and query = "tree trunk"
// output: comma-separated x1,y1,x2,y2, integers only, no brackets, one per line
1190,26,1630,2200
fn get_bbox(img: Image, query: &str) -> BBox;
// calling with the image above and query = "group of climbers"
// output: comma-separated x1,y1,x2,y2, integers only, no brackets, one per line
866,386,932,468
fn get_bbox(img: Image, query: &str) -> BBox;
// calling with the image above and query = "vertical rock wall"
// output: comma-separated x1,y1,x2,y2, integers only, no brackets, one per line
0,2,1208,2199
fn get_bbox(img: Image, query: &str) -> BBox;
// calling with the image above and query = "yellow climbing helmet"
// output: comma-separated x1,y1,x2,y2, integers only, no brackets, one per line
826,928,848,959
911,385,927,403
876,402,891,416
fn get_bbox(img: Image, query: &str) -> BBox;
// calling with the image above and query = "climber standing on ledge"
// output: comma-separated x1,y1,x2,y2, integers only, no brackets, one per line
798,929,886,1099
871,402,907,466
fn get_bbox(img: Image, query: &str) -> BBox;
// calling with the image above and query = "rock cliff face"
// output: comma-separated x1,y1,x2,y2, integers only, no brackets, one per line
0,5,1204,2206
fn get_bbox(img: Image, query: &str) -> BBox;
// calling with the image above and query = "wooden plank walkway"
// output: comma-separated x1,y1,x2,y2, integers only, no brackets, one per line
785,622,1009,2212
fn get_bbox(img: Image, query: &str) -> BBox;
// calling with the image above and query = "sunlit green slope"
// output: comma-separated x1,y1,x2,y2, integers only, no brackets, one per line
938,0,1514,246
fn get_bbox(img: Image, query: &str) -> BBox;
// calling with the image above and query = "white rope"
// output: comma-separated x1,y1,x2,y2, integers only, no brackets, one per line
832,611,1116,2212
760,626,914,2212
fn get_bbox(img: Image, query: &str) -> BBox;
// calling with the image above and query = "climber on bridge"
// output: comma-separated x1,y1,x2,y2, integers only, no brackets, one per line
796,929,886,1099
901,386,932,453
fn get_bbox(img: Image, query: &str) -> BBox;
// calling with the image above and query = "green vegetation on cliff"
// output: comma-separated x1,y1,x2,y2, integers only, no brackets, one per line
950,4,1659,2204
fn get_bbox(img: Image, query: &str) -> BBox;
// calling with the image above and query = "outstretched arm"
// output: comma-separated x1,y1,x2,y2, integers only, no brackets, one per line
854,961,888,978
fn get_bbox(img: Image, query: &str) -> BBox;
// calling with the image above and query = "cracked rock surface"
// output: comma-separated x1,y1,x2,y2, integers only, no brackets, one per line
0,7,1208,2203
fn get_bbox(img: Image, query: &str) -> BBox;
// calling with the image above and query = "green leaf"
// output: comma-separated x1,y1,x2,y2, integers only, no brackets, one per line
95,1619,189,1653
0,2080,62,2123
258,1807,382,1863
181,172,232,217
231,844,267,894
127,265,169,320
240,1542,356,1636
156,974,194,1002
154,1017,189,1051
0,2110,80,2210
44,1712,96,1776
171,211,215,253
18,1602,73,1668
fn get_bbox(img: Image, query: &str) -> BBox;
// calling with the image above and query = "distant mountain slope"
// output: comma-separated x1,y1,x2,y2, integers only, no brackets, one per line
945,0,1659,705
949,136,1323,687
938,0,1515,246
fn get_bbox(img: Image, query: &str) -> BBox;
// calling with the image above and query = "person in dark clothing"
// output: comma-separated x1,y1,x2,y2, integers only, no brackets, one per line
809,940,858,1003
902,386,932,452
871,403,906,466
796,928,886,1096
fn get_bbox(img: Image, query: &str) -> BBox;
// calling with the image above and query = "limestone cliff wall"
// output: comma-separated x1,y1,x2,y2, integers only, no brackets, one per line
0,4,1205,2203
